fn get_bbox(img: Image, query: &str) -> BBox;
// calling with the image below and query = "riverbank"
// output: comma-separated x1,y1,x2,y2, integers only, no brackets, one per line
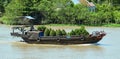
37,24,120,27
1,23,120,28
103,24,120,27
0,24,120,59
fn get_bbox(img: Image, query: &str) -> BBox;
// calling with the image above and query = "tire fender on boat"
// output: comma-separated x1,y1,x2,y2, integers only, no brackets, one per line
57,38,60,41
80,36,84,40
37,38,41,42
97,36,101,39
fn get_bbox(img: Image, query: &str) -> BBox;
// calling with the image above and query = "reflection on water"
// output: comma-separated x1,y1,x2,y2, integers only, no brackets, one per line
1,41,105,59
0,25,120,59
10,42,104,59
11,42,103,51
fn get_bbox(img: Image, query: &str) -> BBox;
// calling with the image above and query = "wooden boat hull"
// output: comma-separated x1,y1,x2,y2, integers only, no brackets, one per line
21,36,103,44
11,31,106,44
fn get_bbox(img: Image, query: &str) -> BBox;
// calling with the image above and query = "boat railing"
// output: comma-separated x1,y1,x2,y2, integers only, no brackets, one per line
38,35,85,40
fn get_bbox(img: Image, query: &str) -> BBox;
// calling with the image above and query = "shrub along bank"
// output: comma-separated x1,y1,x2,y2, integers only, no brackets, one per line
0,0,120,26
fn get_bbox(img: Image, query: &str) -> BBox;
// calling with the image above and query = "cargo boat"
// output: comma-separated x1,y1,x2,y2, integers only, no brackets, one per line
10,26,106,44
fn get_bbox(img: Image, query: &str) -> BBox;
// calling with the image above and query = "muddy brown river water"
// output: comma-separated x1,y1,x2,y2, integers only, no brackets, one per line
0,25,120,59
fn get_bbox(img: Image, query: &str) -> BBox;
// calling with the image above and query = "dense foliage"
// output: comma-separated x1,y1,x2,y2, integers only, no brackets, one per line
37,26,46,31
56,29,62,36
50,30,56,36
0,0,120,25
61,29,67,36
37,26,89,36
70,26,89,35
44,28,50,36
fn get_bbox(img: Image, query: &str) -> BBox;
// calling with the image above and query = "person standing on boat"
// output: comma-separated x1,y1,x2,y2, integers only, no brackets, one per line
30,24,34,31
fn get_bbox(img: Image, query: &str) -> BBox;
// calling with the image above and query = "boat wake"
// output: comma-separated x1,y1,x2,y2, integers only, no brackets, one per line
94,43,110,46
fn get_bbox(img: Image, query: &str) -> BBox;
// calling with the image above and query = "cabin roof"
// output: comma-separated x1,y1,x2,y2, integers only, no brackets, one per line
25,16,35,20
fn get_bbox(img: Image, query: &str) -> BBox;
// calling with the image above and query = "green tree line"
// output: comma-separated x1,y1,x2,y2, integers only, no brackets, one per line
0,0,120,25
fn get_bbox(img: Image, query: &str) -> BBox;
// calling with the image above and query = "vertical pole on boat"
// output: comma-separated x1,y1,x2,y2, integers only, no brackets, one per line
21,27,24,35
12,27,14,33
30,24,34,31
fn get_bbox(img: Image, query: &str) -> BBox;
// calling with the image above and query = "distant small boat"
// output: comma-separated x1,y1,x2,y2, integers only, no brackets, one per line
10,26,106,44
